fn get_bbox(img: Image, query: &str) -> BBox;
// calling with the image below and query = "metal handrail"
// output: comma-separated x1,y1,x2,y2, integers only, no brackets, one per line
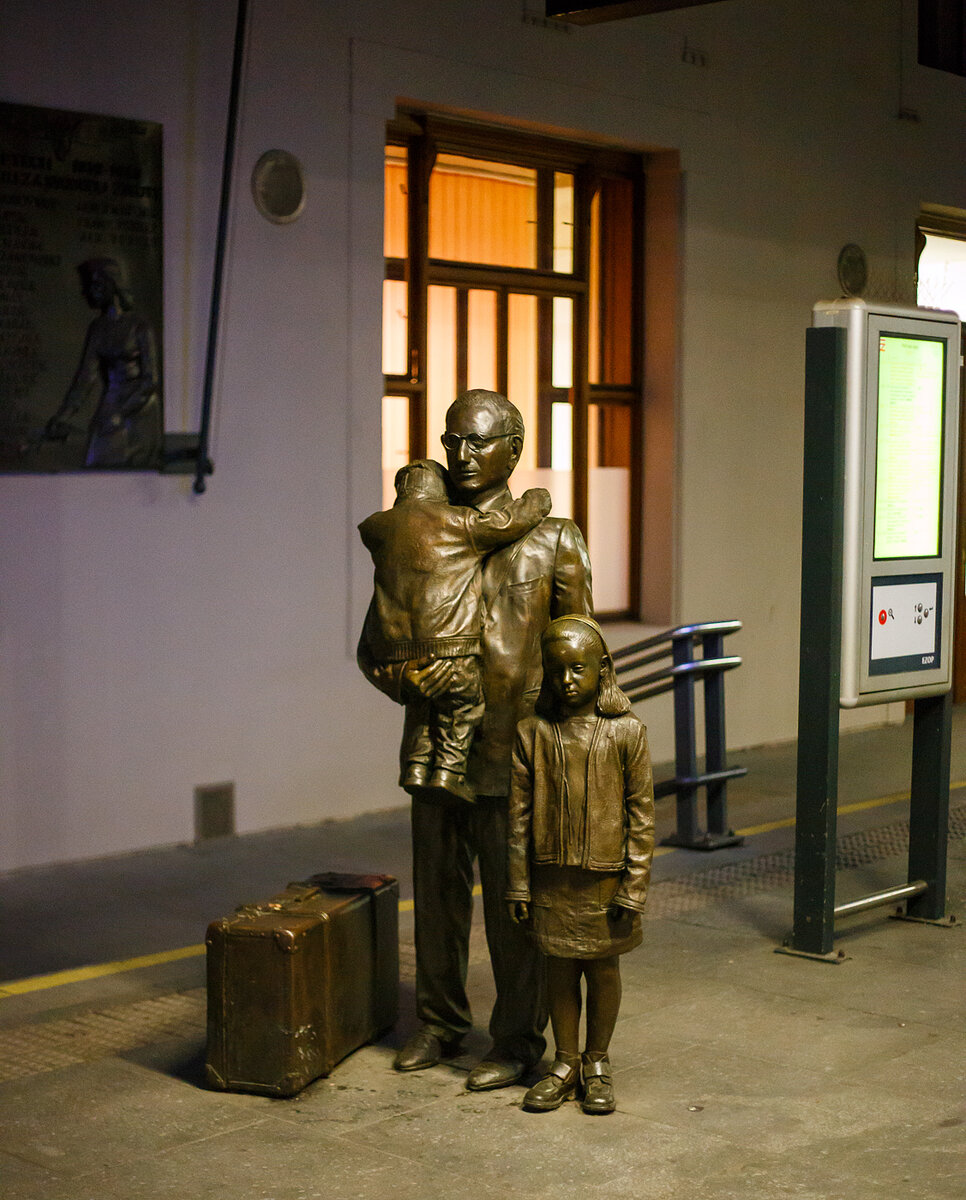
612,619,743,661
614,620,745,851
621,656,742,702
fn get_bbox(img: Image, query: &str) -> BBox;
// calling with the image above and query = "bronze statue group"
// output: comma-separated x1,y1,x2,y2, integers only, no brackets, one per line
359,388,654,1116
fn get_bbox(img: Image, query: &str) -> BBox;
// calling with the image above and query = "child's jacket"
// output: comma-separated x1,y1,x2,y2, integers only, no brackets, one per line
506,712,655,913
358,490,549,663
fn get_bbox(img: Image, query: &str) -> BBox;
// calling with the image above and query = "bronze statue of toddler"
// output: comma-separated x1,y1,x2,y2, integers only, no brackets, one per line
359,460,550,801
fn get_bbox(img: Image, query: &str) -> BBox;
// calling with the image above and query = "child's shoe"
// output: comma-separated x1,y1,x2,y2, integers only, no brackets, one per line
580,1052,616,1114
428,767,474,802
521,1054,579,1111
401,762,431,792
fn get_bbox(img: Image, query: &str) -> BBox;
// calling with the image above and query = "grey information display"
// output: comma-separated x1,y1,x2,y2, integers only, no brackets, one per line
0,101,163,472
812,300,960,707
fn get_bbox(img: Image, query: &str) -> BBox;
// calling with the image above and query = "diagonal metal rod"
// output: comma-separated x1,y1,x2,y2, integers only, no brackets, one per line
833,881,927,920
194,0,249,495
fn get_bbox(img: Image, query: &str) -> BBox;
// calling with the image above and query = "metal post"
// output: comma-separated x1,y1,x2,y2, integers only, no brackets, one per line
787,326,848,958
671,633,699,845
702,629,729,837
905,690,952,921
193,0,249,494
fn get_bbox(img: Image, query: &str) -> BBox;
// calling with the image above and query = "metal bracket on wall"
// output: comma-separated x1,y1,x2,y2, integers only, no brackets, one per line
159,433,211,476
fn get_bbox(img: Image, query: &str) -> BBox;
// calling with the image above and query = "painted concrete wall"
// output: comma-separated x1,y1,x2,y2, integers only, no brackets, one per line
1,0,963,871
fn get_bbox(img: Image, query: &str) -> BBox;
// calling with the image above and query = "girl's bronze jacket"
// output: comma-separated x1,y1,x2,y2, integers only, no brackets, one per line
506,711,655,913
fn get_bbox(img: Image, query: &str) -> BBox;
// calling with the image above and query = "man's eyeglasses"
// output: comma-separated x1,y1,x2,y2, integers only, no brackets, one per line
440,431,511,454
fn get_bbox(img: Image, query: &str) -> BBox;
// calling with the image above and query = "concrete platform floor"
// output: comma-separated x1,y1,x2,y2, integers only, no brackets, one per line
1,711,965,1199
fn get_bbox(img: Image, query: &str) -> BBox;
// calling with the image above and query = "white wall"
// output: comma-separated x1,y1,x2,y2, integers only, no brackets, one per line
1,0,963,870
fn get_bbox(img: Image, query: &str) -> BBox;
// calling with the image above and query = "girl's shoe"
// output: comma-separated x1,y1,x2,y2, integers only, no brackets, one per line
580,1053,616,1114
521,1056,579,1111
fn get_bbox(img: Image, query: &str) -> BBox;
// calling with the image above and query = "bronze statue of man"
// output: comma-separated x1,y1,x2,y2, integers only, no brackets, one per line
359,388,593,1090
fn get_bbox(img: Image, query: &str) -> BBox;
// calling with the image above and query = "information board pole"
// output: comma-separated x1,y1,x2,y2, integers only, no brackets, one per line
787,326,848,959
906,691,952,921
783,303,959,960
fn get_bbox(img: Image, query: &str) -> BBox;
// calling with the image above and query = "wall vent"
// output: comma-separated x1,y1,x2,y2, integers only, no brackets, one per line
194,782,236,841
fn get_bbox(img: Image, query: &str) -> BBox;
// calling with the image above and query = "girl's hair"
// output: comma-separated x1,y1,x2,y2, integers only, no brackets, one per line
535,614,632,718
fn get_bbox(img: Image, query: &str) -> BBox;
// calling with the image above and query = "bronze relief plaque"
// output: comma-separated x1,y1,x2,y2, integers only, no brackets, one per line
0,101,163,472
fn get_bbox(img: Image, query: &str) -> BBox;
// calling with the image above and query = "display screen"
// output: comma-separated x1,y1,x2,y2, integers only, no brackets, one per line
873,334,945,559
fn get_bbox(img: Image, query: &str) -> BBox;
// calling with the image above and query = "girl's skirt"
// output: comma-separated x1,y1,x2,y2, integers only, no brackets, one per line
529,864,642,958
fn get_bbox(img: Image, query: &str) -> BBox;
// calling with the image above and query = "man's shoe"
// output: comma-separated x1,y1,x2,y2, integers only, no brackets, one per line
580,1053,616,1114
393,1029,460,1072
522,1057,579,1111
465,1054,527,1091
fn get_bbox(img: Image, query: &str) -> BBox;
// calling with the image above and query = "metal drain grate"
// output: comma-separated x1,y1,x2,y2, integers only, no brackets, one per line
1,804,962,1085
0,990,206,1084
647,850,797,918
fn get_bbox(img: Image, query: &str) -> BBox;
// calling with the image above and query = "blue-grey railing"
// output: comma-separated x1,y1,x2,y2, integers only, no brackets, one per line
613,620,746,851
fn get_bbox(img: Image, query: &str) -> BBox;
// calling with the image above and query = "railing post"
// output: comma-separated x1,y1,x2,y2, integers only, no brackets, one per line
617,620,746,852
670,632,700,845
702,629,729,838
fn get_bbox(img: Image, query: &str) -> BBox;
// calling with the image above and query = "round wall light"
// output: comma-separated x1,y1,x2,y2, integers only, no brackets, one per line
251,149,306,224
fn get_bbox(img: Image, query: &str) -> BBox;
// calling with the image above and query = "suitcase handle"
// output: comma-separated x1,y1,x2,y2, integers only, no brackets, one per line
234,875,396,918
235,883,321,917
302,872,394,893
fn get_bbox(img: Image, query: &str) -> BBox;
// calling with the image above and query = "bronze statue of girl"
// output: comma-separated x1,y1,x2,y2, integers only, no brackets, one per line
506,615,655,1114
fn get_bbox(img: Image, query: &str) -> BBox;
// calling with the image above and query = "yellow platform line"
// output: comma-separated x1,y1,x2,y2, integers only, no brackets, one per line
3,779,963,999
736,778,965,838
0,943,206,998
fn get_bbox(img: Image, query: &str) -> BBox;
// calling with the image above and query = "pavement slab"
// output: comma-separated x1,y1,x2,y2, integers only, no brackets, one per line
0,712,964,1200
337,1082,750,1200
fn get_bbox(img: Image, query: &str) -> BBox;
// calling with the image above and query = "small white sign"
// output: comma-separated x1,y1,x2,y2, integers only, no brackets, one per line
870,581,938,661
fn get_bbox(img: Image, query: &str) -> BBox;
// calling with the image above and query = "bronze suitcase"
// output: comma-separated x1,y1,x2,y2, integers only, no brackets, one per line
205,872,399,1096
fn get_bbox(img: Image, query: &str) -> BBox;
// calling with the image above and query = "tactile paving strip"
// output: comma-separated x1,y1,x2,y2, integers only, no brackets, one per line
647,802,966,918
0,804,962,1084
0,990,206,1084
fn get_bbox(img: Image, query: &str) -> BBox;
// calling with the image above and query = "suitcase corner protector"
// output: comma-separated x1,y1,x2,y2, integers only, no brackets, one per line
276,1071,313,1096
206,918,231,940
204,1061,229,1091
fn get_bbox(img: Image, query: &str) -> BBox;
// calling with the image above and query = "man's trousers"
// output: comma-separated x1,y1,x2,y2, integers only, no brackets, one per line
411,793,547,1065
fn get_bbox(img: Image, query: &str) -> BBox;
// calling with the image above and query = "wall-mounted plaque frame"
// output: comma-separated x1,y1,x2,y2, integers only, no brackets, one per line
0,101,163,472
